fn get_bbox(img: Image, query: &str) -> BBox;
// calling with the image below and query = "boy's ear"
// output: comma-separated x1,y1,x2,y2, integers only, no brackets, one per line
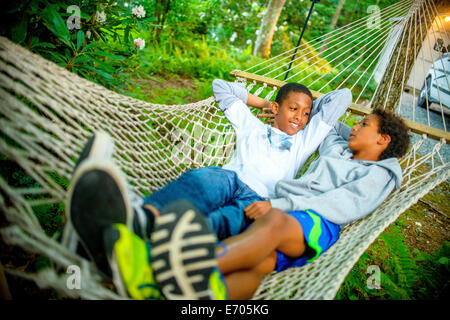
271,101,280,115
378,133,391,147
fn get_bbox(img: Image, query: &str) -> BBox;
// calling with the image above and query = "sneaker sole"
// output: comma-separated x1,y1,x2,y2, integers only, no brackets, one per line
150,200,219,300
67,159,132,278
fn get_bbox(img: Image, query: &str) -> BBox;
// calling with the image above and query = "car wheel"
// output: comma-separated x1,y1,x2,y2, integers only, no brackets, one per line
417,77,431,108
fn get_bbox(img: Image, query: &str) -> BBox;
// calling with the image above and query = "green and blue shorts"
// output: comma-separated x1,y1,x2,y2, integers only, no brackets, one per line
275,209,341,272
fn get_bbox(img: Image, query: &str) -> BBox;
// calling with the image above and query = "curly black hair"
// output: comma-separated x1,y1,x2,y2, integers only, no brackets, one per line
372,108,410,160
275,82,313,105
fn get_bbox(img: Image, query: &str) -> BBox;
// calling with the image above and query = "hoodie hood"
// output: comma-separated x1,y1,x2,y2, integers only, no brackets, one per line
370,157,403,189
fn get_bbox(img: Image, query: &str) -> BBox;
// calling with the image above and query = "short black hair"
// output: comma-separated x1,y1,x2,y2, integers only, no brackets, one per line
275,82,313,106
372,109,410,160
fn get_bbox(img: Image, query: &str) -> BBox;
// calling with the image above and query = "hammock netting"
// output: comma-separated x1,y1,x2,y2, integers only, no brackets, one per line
0,0,449,300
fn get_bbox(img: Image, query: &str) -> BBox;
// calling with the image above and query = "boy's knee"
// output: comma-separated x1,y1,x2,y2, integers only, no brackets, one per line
262,209,289,231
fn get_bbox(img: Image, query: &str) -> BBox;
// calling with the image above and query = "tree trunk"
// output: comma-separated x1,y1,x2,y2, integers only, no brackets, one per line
330,0,346,30
253,0,286,58
371,1,436,112
153,0,171,42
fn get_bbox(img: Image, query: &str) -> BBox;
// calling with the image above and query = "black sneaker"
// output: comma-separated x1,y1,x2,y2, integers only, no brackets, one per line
67,159,135,278
150,200,228,300
69,131,115,259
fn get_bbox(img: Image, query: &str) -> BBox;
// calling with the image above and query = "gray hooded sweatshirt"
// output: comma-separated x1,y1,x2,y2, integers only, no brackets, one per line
269,121,403,226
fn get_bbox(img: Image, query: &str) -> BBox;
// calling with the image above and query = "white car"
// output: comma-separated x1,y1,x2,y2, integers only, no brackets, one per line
417,52,450,114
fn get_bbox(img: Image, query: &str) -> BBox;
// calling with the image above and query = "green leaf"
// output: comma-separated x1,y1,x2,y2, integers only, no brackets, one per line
124,25,130,44
32,42,56,49
83,65,114,81
76,30,85,50
81,42,99,52
89,51,126,61
11,17,28,44
41,4,74,50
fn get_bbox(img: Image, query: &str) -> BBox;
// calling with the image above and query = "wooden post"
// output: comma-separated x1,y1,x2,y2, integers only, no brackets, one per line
371,0,437,111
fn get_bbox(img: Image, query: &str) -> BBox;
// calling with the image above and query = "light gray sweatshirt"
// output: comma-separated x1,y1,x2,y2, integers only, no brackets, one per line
270,121,403,226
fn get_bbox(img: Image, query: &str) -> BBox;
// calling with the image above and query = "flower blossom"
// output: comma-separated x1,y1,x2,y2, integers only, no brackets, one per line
96,11,106,24
134,38,145,50
132,5,146,18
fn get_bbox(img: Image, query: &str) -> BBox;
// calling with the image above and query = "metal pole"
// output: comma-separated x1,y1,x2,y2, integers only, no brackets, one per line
284,0,320,81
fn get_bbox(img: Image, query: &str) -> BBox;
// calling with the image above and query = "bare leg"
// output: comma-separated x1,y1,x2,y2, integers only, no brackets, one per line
224,251,277,300
218,209,306,277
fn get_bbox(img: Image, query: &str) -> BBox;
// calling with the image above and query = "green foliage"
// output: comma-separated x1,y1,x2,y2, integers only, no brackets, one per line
336,220,450,300
2,0,156,90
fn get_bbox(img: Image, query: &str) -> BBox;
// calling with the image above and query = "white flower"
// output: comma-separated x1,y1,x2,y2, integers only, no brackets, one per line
246,39,252,45
124,2,129,7
199,12,205,19
134,38,145,50
230,32,237,42
242,12,248,17
96,11,106,24
86,30,92,39
132,5,146,18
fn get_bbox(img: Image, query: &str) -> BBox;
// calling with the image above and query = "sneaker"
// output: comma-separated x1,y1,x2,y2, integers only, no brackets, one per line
104,223,163,300
67,158,134,278
72,131,115,173
150,200,228,300
69,131,115,259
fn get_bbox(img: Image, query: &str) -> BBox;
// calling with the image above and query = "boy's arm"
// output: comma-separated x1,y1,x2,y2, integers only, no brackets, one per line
212,79,248,111
247,93,272,110
269,168,397,225
317,121,352,155
309,88,352,126
294,89,352,163
212,79,265,130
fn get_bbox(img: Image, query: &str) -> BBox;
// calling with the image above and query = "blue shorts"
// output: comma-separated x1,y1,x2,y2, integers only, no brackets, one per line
275,209,341,272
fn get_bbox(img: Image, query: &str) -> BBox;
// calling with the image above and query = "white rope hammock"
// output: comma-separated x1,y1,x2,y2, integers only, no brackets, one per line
0,0,449,300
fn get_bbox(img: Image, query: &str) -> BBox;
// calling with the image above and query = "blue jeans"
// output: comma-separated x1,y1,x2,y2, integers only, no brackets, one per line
143,166,265,240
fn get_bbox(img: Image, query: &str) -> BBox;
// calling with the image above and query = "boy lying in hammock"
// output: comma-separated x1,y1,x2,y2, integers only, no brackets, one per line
66,108,410,300
127,79,352,241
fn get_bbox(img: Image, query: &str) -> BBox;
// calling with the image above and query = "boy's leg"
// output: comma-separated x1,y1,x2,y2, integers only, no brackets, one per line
223,251,277,300
143,167,245,220
67,157,150,279
207,179,265,240
68,157,225,299
218,208,305,276
150,200,227,300
210,209,305,299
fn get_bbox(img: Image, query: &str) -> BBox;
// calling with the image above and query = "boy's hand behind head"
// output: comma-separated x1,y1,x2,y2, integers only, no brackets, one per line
257,106,276,124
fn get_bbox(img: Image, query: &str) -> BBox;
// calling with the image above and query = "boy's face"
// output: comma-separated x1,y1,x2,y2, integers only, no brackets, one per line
272,92,313,136
348,114,385,154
